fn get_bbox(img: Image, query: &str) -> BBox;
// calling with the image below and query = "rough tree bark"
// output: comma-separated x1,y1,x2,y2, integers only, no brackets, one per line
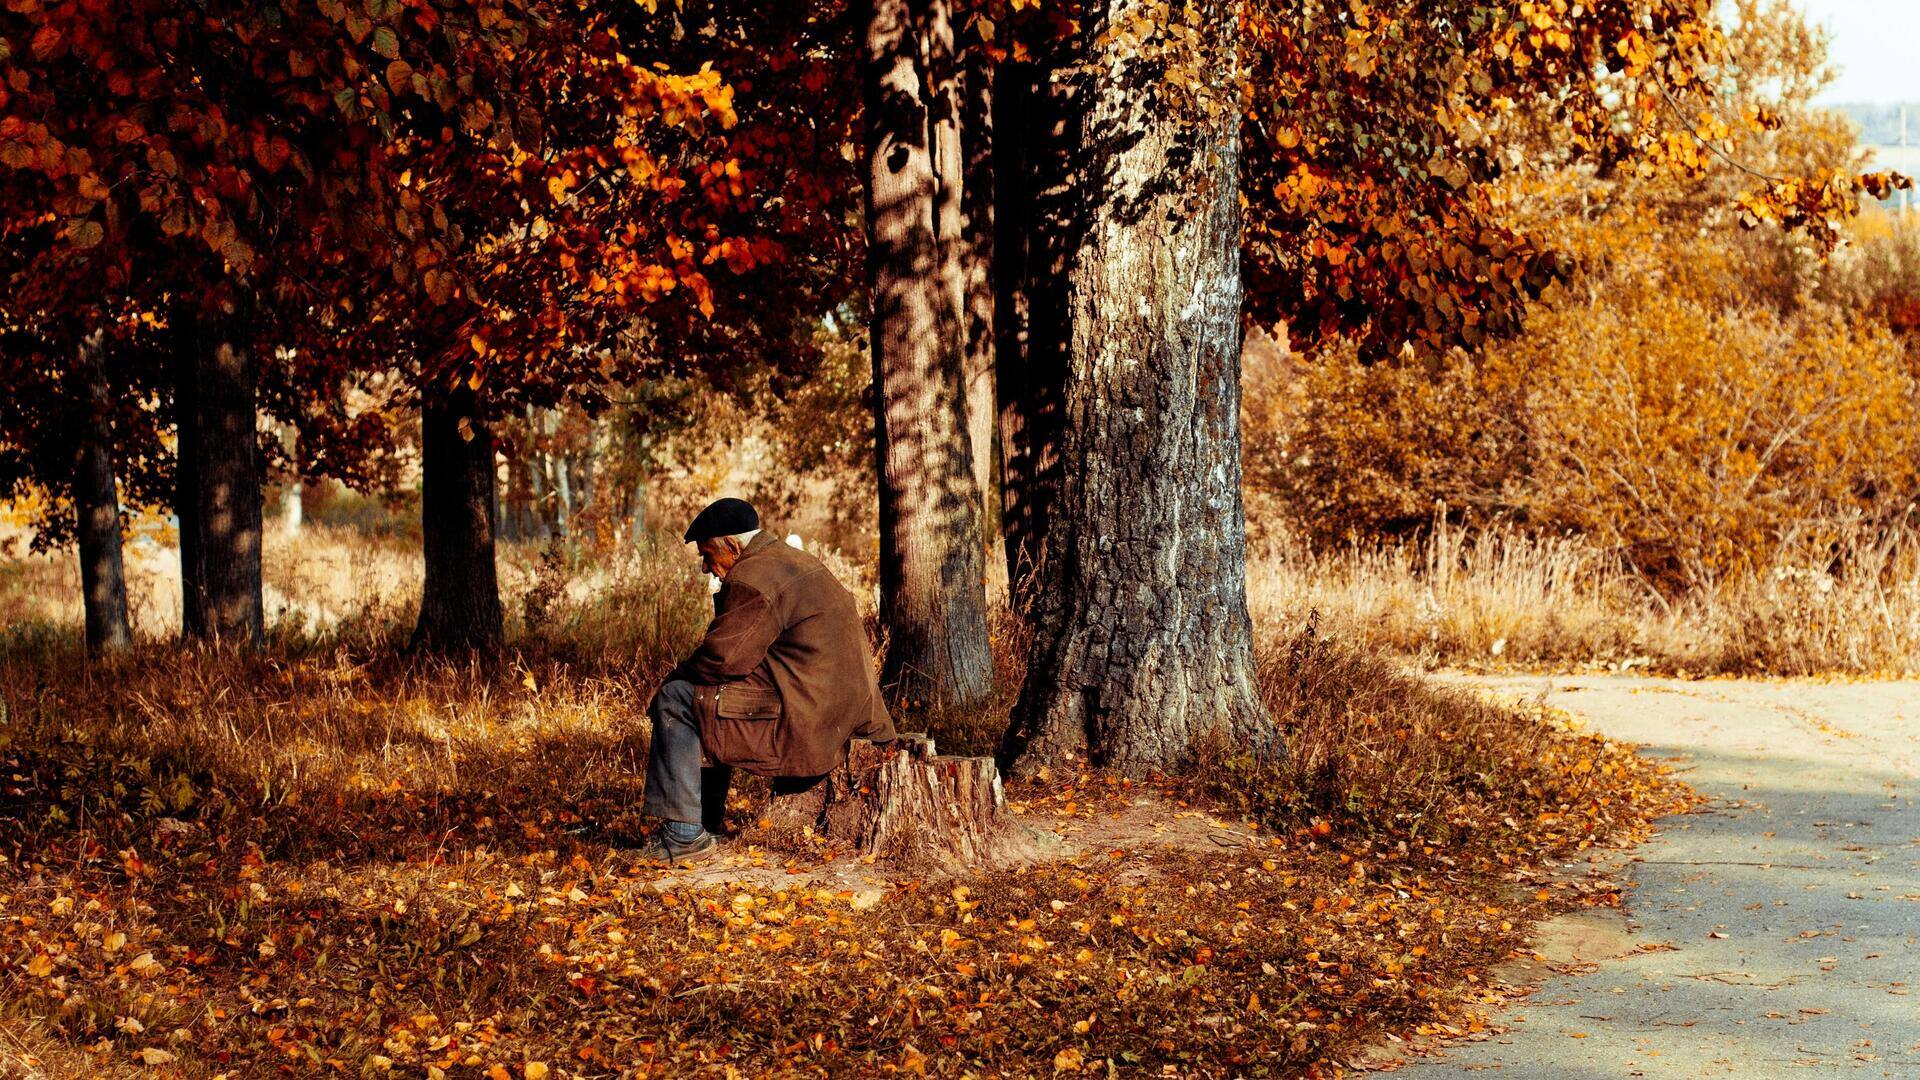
411,381,505,651
960,45,1008,611
1001,1,1273,775
862,0,993,708
174,300,265,646
71,331,132,654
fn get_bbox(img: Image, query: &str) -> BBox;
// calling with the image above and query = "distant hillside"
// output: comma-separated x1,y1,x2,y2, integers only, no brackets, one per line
1831,102,1920,145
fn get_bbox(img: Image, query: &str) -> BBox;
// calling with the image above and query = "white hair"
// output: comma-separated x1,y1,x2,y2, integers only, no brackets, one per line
724,528,760,547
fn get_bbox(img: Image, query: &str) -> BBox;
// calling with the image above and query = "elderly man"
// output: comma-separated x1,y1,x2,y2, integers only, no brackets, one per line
637,497,896,863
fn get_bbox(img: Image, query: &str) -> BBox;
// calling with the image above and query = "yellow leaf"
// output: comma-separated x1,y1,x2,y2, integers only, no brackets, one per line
103,931,127,952
524,1064,550,1080
25,953,54,977
1052,1046,1084,1072
138,1048,175,1065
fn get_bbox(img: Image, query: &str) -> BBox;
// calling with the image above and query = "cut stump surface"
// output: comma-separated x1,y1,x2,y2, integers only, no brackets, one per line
761,734,1047,870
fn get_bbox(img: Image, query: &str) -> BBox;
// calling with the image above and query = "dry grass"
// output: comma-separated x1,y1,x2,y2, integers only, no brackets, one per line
1248,517,1920,677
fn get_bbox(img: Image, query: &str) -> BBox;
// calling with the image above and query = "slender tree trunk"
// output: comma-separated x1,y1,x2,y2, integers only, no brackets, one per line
173,312,201,633
412,381,504,651
174,300,265,646
960,44,1007,611
543,408,571,537
279,426,303,535
551,453,572,537
526,406,550,540
862,0,993,708
577,419,604,519
1002,1,1272,775
499,429,528,542
281,479,303,533
993,58,1075,611
628,474,648,546
71,331,132,653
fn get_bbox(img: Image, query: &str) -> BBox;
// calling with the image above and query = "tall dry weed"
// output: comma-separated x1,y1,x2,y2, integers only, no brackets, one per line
1248,517,1920,676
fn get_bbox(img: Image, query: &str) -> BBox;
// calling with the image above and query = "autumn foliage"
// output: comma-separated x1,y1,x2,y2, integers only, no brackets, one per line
1247,1,1920,592
1255,219,1920,588
0,0,1906,1069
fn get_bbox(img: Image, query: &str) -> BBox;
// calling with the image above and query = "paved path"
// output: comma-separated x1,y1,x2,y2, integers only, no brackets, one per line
1399,675,1920,1078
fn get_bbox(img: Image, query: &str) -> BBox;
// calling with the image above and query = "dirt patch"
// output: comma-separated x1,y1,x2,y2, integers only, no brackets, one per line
606,776,1269,900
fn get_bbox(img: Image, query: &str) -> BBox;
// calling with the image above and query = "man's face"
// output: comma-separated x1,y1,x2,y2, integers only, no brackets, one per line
697,537,743,580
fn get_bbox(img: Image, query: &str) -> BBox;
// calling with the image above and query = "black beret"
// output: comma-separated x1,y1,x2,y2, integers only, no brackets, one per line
683,497,759,543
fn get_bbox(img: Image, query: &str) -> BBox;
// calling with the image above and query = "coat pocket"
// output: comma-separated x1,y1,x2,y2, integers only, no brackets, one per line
695,684,785,775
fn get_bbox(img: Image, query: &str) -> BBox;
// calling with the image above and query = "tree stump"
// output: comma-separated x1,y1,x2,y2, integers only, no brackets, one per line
761,734,1047,870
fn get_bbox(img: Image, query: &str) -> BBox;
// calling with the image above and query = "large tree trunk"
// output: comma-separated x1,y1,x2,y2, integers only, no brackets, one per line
1001,2,1272,775
992,58,1075,611
411,381,504,651
71,331,132,654
960,44,1008,611
175,301,265,646
862,0,993,708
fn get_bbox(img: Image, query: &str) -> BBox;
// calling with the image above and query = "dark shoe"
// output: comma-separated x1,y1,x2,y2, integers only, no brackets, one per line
626,830,720,866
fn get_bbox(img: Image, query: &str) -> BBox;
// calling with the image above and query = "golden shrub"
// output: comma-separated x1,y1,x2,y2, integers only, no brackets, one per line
1244,336,1530,546
1248,215,1920,588
1516,285,1918,586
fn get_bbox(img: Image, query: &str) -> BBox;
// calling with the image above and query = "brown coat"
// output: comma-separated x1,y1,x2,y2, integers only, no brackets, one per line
669,530,895,776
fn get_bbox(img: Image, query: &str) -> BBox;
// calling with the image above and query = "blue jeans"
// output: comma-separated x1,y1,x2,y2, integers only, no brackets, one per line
643,680,730,831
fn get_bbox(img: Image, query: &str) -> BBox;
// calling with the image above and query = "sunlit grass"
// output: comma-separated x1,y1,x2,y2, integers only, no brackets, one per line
1249,517,1920,677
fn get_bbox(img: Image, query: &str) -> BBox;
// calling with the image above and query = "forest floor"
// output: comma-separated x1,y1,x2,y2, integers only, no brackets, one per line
1379,674,1920,1078
0,630,1692,1078
0,523,1729,1077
